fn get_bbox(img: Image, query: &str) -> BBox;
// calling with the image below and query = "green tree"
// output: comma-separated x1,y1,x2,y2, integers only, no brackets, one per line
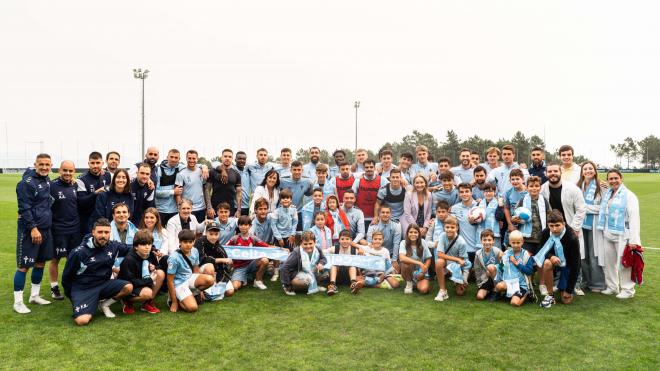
441,130,461,164
637,135,660,169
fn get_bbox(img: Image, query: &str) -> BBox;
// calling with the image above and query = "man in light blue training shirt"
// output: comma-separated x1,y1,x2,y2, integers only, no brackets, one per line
450,183,480,264
303,147,323,180
247,148,274,195
410,145,438,180
175,150,209,223
450,148,476,184
486,144,529,196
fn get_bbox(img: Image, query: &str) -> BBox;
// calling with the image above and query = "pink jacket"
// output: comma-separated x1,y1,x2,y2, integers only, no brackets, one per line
401,191,433,234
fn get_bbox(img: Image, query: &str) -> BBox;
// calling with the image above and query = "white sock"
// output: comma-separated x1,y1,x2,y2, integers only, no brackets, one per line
405,281,413,289
50,281,58,288
14,291,24,304
101,298,116,307
30,284,41,298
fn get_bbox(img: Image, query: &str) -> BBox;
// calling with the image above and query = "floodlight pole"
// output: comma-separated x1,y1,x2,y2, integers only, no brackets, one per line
133,68,149,159
354,100,360,154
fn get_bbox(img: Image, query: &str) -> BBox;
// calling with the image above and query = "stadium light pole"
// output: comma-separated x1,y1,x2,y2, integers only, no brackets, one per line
354,100,360,154
133,68,149,159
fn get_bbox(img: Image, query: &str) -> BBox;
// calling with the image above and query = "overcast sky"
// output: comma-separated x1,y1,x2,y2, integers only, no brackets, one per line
1,1,658,168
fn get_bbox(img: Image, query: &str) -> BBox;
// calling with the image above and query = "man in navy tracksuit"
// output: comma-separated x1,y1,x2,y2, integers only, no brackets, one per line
13,154,54,314
76,151,111,235
130,163,155,225
62,218,133,325
48,160,82,300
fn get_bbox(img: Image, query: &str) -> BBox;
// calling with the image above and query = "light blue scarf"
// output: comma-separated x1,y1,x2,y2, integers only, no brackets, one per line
300,247,320,294
501,249,528,293
446,259,472,284
533,227,566,268
141,260,151,279
520,194,546,238
432,219,445,246
328,210,346,239
110,221,137,267
224,246,290,261
597,184,628,235
477,198,500,243
151,229,164,251
582,180,597,230
302,201,326,231
324,254,386,271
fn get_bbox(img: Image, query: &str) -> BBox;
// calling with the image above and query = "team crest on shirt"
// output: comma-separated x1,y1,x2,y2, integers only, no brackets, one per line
57,191,66,199
89,257,96,262
107,252,113,257
74,304,88,312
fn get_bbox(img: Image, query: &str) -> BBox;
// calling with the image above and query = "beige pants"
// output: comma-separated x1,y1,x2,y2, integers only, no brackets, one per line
602,236,635,295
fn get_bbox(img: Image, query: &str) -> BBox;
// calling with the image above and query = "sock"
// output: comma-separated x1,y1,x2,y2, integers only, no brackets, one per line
13,270,27,292
101,298,116,307
31,267,44,285
51,281,59,288
30,283,41,298
14,291,24,304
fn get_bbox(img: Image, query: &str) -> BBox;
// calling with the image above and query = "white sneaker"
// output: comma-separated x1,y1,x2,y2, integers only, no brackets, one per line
13,302,31,314
253,281,268,290
601,288,617,295
99,299,116,318
317,286,327,292
283,287,296,296
574,288,585,296
404,282,413,294
29,296,52,305
616,291,634,299
434,290,448,302
539,284,548,296
270,272,279,282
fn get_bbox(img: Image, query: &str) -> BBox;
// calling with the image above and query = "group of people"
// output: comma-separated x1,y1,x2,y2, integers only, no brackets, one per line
13,143,643,326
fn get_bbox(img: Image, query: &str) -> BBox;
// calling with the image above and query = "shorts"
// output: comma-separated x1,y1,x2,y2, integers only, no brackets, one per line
231,260,259,284
52,231,82,259
478,279,495,292
71,279,129,318
175,273,200,301
523,242,540,256
467,251,476,267
335,266,354,285
279,236,294,252
296,212,303,233
512,288,528,299
16,226,53,268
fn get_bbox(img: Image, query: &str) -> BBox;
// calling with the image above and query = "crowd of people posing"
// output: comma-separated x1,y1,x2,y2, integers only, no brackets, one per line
13,143,643,326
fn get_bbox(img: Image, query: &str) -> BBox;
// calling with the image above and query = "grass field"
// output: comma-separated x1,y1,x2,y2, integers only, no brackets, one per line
0,173,658,370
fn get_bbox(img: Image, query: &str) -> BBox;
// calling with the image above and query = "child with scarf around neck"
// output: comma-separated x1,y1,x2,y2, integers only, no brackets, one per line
537,210,582,308
280,231,328,296
493,230,534,307
325,230,365,296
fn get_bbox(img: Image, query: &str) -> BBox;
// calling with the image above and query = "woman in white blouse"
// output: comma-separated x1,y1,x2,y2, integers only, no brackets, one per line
249,169,280,216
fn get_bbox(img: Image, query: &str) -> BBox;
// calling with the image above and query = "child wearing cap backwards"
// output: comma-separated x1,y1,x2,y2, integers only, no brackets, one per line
434,216,471,302
166,230,215,313
474,229,503,301
195,221,235,299
279,231,328,296
227,216,278,291
352,231,400,289
325,230,365,296
494,230,534,307
118,229,165,314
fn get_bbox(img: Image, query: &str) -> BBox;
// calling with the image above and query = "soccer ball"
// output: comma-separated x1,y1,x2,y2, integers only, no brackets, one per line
469,207,486,222
514,207,532,221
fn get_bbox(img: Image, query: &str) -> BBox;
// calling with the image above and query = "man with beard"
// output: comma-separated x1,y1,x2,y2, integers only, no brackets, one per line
540,163,587,296
470,166,488,200
105,151,121,176
206,149,242,218
62,218,133,325
528,146,548,184
352,159,382,231
175,150,210,223
303,147,323,180
451,148,476,184
235,151,252,216
48,160,81,300
155,149,185,225
328,150,346,178
128,147,159,185
129,163,155,224
76,152,112,234
247,148,275,196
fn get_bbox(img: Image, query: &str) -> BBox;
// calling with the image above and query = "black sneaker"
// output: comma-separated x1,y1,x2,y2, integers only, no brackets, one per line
539,294,556,309
51,285,64,300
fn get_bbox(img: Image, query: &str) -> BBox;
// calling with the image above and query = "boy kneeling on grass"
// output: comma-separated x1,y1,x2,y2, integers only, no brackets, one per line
280,231,327,296
434,216,471,302
493,230,534,307
352,231,400,290
474,229,503,301
227,216,279,291
118,229,165,314
167,230,215,313
325,230,365,296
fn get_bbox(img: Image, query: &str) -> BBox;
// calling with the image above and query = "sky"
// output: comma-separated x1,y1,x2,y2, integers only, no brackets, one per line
1,1,659,168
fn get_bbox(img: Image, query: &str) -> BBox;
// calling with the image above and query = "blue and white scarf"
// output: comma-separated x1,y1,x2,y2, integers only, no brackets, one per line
323,254,386,271
224,246,290,261
520,194,546,238
151,229,165,251
582,180,598,230
432,219,445,246
300,247,320,294
110,221,138,267
597,184,628,235
533,227,566,268
477,198,500,243
302,201,326,231
446,259,472,284
328,210,346,239
141,260,151,279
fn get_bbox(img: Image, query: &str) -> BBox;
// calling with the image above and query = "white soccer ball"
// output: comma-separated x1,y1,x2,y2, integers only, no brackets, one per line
514,207,532,221
469,207,486,222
